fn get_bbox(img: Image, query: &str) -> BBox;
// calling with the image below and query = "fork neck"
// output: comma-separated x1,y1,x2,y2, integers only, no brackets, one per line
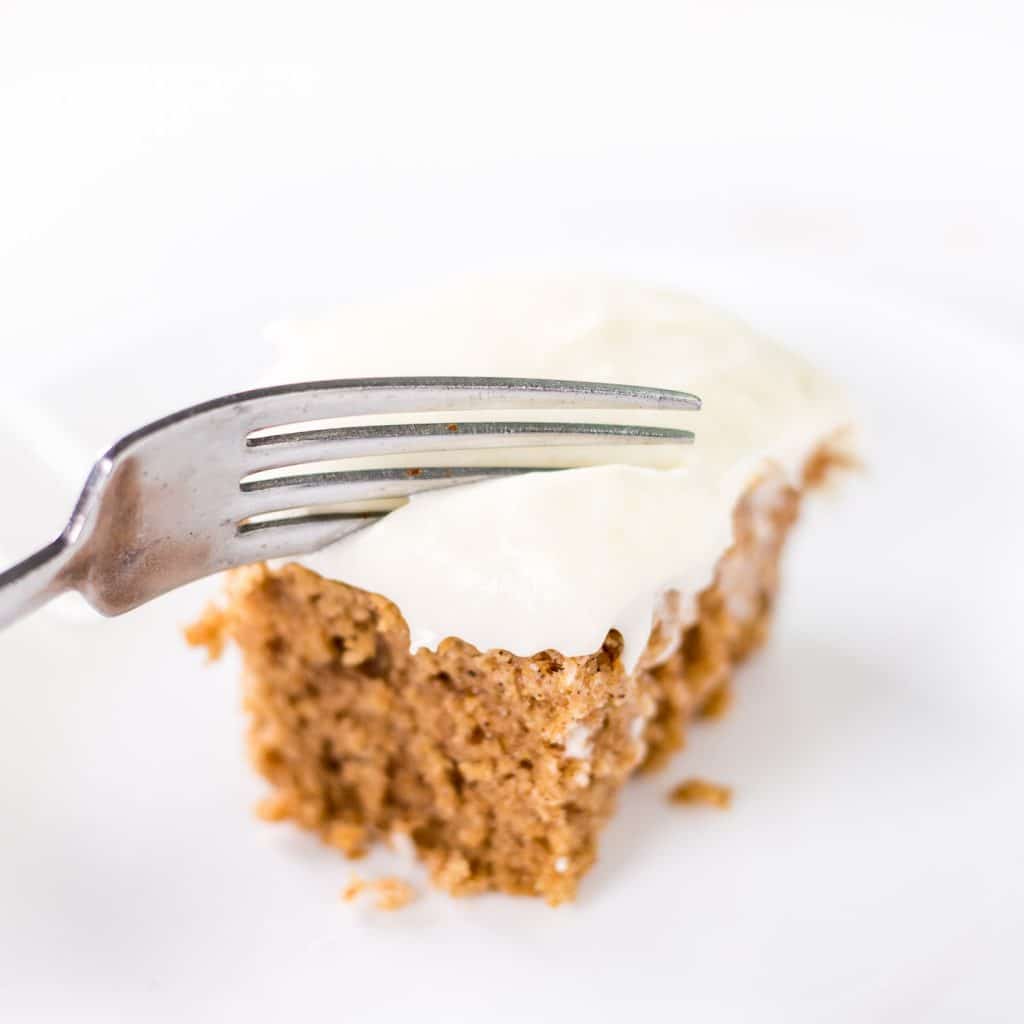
0,535,75,631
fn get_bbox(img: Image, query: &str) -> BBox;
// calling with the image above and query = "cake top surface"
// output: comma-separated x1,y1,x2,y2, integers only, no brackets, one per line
264,275,850,666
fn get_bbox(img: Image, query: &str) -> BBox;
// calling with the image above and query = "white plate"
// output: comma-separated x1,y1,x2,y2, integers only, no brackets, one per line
1,260,1022,1023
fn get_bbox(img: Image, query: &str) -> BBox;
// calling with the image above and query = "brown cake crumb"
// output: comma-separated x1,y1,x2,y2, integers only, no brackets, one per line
698,682,733,720
184,603,229,661
255,794,291,822
192,445,843,904
802,434,860,487
341,875,417,911
340,875,367,902
325,822,369,859
669,777,733,809
372,877,417,911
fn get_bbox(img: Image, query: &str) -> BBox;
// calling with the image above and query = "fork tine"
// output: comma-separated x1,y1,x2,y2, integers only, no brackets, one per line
234,512,383,558
221,377,700,433
243,421,694,472
236,466,548,519
237,510,387,534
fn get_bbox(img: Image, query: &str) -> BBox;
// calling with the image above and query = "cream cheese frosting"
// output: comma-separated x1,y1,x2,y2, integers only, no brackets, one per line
263,275,850,670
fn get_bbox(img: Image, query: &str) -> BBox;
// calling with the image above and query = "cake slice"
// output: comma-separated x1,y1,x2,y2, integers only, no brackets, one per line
189,277,851,905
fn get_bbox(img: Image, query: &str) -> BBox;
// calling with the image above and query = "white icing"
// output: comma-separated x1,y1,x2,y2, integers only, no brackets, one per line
644,591,695,668
265,275,850,670
718,476,790,621
628,700,656,766
562,723,594,760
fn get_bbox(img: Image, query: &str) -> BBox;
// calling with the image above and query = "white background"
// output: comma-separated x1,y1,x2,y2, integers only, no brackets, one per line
1,3,1022,1022
2,2,1022,389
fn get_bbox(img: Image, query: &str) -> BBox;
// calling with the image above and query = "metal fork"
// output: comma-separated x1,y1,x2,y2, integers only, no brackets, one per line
0,377,699,630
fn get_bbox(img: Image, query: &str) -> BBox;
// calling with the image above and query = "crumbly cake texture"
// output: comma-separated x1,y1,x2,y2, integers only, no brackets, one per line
189,450,839,906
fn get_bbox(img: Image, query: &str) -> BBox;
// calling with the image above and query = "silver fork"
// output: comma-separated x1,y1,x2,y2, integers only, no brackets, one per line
0,377,699,630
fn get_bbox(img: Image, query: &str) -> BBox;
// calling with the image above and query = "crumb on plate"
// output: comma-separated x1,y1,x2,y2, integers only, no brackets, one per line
669,777,733,809
698,682,733,720
341,875,417,911
340,875,367,902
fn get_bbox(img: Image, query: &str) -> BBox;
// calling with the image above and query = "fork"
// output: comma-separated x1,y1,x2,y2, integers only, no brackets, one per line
0,376,699,630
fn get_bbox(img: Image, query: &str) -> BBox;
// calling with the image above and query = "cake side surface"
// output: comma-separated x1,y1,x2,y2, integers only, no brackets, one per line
214,564,643,905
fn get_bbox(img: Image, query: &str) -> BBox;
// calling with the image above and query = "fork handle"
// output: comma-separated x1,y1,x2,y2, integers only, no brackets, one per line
0,536,74,630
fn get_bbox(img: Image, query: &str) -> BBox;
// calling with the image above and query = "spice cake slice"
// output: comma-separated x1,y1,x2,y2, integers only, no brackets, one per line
189,276,851,904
